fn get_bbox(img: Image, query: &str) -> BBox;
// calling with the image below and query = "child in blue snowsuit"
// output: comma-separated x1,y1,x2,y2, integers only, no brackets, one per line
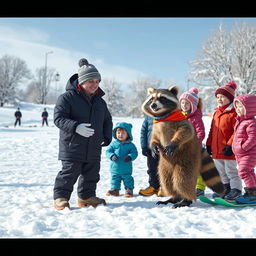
106,122,138,197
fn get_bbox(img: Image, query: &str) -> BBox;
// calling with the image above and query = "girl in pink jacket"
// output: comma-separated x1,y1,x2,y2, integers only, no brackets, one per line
179,87,206,197
232,94,256,204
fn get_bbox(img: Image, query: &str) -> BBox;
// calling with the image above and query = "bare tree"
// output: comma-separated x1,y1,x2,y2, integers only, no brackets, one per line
189,24,233,88
127,77,161,117
231,21,256,94
0,54,31,106
101,78,126,116
34,66,56,104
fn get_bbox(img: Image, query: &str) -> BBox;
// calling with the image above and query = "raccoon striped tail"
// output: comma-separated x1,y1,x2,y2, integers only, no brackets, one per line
200,149,225,195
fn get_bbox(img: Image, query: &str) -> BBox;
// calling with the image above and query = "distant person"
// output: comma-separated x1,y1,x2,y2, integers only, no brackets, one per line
14,107,22,127
53,58,113,210
105,122,138,197
42,108,49,126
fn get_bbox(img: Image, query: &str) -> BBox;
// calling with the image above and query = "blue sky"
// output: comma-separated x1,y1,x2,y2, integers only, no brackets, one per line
1,17,256,91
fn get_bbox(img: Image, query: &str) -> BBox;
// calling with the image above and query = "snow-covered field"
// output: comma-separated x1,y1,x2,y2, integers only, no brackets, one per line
0,102,256,238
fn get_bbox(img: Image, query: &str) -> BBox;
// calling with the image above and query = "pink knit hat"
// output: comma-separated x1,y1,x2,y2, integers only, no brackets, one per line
215,81,237,102
179,87,199,114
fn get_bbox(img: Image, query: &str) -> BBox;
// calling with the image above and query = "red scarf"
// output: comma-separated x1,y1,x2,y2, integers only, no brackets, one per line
153,110,187,123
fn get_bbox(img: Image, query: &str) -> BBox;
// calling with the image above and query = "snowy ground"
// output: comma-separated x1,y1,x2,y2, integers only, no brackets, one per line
0,102,256,238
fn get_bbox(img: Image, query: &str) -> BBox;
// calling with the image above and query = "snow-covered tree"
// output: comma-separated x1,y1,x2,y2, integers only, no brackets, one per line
0,55,31,106
34,66,56,104
231,22,256,94
188,21,256,113
127,77,161,117
101,78,126,116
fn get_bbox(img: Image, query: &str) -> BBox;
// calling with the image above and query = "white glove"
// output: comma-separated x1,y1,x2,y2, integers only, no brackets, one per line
75,123,94,138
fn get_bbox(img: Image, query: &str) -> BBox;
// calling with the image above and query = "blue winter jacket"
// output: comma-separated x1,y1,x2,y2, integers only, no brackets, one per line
140,115,154,150
106,122,138,175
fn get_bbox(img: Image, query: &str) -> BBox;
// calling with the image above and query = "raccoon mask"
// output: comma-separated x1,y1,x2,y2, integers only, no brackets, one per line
141,86,180,117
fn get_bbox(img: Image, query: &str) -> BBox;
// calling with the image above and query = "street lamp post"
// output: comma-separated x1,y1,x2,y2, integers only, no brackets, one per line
44,51,53,104
55,72,60,99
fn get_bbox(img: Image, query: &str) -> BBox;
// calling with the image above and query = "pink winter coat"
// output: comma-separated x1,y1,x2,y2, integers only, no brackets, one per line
186,108,205,144
232,95,256,161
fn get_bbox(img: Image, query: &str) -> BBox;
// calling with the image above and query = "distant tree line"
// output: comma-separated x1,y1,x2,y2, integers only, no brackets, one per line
1,21,256,117
0,54,58,107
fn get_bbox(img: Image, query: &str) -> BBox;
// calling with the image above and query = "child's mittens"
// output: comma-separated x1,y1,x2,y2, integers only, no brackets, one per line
111,154,118,161
206,145,212,155
124,155,132,162
222,145,234,156
142,148,148,156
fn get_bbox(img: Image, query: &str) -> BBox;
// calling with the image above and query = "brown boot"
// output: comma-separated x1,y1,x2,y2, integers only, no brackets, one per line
77,196,106,208
139,186,159,196
54,198,70,210
106,189,119,196
124,188,133,198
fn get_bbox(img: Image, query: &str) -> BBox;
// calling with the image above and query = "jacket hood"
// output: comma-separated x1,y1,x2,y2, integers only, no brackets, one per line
113,122,133,141
65,73,105,97
65,74,78,91
234,94,256,118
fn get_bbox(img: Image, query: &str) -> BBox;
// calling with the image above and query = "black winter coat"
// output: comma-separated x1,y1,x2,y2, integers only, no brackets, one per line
54,74,113,162
42,111,48,118
15,111,22,118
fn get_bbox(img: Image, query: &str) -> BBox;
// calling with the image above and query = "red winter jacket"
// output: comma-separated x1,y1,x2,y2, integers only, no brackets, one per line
206,104,237,160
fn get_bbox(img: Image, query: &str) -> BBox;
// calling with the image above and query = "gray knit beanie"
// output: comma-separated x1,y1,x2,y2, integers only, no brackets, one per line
78,58,101,84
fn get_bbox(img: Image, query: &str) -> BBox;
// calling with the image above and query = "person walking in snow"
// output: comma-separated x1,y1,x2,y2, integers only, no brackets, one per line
138,115,164,197
53,58,113,210
232,94,256,204
179,87,206,197
41,107,49,126
206,81,242,200
14,107,22,127
106,122,138,197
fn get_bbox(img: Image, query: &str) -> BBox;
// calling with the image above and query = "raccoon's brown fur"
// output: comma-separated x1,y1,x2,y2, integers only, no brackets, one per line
141,86,224,205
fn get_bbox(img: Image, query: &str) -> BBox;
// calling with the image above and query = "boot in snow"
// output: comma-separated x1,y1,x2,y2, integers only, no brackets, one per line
196,188,205,197
212,183,230,198
77,196,106,208
54,198,70,210
106,188,119,196
235,187,256,204
139,186,159,196
224,188,241,200
124,188,133,198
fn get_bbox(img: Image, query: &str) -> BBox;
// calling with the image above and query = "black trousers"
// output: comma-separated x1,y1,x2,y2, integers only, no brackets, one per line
53,160,100,200
42,118,48,126
146,150,160,189
14,118,21,126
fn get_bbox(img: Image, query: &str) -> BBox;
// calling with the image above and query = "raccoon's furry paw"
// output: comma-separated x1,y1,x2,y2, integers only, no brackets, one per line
163,142,178,156
156,197,181,205
151,143,159,158
172,199,192,208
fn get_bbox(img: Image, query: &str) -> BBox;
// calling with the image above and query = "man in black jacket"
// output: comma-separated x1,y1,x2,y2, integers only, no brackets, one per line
14,107,22,127
53,58,113,210
41,108,49,126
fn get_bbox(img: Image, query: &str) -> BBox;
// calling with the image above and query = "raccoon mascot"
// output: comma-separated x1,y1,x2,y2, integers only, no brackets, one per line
141,86,224,208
